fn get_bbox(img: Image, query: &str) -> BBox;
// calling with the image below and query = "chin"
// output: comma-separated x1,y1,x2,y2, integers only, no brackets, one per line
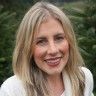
45,69,63,76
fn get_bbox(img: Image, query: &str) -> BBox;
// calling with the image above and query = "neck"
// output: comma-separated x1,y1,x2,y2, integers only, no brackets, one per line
47,73,64,96
47,73,62,83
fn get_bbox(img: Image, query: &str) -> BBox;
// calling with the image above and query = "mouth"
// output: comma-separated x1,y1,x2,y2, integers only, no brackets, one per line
44,57,62,66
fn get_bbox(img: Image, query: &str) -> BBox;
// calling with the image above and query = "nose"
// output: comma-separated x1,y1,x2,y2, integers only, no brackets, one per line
47,41,58,56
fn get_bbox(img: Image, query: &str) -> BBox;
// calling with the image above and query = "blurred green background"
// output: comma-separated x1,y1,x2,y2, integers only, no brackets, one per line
0,0,96,95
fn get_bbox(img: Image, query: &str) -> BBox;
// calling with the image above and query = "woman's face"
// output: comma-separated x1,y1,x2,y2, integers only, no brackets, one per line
33,17,69,75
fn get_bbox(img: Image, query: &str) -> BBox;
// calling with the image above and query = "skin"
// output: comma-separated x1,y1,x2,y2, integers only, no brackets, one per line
33,17,69,96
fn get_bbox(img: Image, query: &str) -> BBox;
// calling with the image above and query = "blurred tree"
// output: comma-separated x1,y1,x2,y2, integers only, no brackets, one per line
63,0,96,91
82,0,96,91
0,0,37,10
0,5,17,85
0,0,40,20
0,0,40,85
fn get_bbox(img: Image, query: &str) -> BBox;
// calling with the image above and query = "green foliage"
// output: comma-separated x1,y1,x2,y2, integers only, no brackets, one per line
83,0,96,91
0,0,36,85
0,5,17,85
94,92,96,96
63,0,96,92
0,6,17,57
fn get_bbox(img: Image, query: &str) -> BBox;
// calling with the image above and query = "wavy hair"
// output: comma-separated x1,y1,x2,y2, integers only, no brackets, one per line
12,1,85,96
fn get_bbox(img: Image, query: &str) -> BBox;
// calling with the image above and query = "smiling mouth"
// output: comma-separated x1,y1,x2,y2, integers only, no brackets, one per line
44,57,61,66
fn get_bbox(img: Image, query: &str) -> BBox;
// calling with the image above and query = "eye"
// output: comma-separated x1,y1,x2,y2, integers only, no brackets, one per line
36,39,47,46
55,36,65,42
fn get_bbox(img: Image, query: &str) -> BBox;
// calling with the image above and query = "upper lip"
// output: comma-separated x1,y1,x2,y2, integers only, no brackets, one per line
44,57,62,61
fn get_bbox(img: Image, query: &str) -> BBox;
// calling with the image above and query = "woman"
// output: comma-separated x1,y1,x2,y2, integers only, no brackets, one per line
0,1,94,96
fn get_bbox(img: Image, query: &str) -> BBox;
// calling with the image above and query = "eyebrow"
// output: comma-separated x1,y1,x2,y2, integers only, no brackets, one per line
35,32,65,40
35,37,47,41
54,33,65,37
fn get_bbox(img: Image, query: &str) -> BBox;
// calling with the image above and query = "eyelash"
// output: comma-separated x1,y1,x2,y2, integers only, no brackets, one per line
36,40,47,45
36,36,65,45
55,36,64,41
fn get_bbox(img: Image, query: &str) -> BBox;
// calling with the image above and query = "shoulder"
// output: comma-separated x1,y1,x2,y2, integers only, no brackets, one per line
1,75,22,90
1,75,20,85
0,75,26,96
81,67,94,96
81,67,93,84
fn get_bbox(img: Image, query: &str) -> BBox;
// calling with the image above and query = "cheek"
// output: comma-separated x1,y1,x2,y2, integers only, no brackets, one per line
34,46,46,60
60,40,69,53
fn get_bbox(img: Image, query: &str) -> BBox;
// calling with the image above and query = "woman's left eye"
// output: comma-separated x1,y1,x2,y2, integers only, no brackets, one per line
55,36,64,41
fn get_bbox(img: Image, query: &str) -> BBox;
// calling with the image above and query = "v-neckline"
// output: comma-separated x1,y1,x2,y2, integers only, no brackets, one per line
60,91,65,96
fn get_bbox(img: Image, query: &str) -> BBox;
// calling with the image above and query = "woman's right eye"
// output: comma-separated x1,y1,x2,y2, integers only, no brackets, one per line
36,39,47,46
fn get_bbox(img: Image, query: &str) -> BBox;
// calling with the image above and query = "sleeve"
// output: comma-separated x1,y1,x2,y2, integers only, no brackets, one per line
0,88,9,96
92,93,94,96
0,76,26,96
81,67,94,96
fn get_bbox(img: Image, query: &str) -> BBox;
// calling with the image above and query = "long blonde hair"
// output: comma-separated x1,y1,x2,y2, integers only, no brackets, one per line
13,1,85,96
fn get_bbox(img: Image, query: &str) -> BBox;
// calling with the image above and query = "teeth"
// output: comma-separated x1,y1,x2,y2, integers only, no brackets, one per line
47,59,59,63
45,58,60,65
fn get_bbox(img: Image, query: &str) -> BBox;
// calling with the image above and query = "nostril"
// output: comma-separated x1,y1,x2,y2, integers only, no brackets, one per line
47,45,58,56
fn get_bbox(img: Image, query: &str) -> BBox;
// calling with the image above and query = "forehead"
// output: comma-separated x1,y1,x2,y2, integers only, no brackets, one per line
38,17,63,34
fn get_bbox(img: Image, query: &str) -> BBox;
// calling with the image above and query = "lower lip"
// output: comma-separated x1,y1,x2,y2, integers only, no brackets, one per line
45,58,61,67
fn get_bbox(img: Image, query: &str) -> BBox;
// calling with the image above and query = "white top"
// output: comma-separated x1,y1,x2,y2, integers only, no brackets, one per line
61,91,65,96
0,67,94,96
